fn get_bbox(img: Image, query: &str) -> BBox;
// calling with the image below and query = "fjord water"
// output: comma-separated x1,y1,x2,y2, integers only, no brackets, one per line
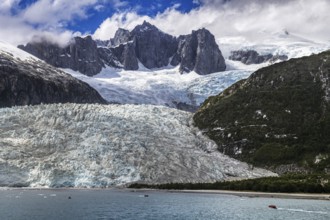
0,189,329,220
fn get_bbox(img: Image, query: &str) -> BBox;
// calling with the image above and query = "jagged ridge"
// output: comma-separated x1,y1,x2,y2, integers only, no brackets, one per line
18,21,226,76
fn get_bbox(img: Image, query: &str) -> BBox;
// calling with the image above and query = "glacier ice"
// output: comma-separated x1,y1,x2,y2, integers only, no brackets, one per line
0,104,276,188
63,66,252,110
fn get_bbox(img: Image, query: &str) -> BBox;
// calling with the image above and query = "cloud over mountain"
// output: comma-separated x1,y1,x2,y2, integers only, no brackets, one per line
1,0,330,46
94,0,330,43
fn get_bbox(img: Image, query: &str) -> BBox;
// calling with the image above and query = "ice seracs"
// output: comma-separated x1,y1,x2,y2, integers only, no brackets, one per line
0,103,276,188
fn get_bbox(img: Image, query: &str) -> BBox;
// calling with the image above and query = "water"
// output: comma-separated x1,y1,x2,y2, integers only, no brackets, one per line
0,189,329,220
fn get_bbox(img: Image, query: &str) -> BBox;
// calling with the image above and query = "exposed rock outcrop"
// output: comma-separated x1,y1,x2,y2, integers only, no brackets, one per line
0,46,106,108
229,50,288,65
130,21,178,69
110,41,139,70
110,28,130,47
97,47,123,68
171,28,226,75
18,36,104,76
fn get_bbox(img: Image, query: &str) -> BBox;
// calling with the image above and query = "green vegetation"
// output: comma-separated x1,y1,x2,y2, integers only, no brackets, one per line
193,51,330,173
129,174,330,193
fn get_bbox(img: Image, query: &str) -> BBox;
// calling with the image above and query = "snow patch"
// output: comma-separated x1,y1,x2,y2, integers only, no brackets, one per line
0,41,39,61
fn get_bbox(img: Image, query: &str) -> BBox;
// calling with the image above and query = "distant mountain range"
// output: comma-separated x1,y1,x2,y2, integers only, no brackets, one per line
18,21,226,76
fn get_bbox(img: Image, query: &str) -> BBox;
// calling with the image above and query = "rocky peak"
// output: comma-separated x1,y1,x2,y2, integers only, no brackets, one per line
130,21,178,69
171,28,226,75
18,22,226,75
110,28,130,47
132,21,159,33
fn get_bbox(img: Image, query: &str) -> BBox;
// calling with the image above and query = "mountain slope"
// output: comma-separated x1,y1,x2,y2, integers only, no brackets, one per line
193,51,330,174
0,104,276,187
0,41,106,107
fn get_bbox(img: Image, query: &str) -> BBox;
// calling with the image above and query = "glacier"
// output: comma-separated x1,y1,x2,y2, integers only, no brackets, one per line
0,104,276,188
63,66,252,110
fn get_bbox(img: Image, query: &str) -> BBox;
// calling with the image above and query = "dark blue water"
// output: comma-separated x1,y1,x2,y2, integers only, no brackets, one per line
0,189,329,220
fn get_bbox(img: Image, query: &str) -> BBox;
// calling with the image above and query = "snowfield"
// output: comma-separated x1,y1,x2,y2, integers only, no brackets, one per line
0,104,276,187
63,66,252,110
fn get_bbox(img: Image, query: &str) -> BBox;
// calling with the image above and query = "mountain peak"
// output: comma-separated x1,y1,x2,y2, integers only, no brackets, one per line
133,20,159,32
142,20,154,27
74,35,94,43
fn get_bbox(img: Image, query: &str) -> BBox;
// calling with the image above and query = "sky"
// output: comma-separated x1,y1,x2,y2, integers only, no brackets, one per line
1,0,330,46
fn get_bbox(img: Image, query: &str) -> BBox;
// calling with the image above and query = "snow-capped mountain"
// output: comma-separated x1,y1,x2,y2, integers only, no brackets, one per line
0,103,276,187
219,30,330,61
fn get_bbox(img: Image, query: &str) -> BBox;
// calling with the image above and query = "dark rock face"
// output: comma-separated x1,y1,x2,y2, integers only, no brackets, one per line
229,50,288,65
194,51,330,173
0,52,106,108
171,28,226,75
269,54,289,63
121,42,139,70
110,41,139,70
130,21,178,69
19,22,226,76
110,28,130,47
97,47,122,68
18,36,104,76
194,29,226,75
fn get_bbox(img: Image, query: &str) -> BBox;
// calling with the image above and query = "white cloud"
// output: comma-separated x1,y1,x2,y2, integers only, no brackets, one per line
22,0,98,27
93,0,330,44
94,4,105,12
93,12,151,40
0,0,19,13
0,0,127,46
1,0,330,47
